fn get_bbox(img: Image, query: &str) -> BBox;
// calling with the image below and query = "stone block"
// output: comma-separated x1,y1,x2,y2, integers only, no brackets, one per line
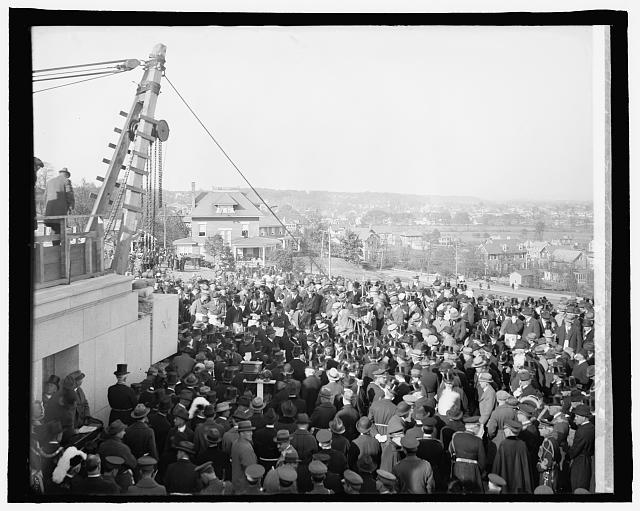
125,316,152,383
151,294,179,363
110,292,139,330
78,338,96,416
83,300,112,340
33,309,84,360
68,289,102,309
92,329,126,414
32,359,43,402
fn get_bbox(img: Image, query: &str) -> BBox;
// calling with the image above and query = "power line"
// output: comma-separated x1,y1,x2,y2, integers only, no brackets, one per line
32,66,120,79
32,59,134,73
32,70,127,94
33,70,121,83
163,74,300,247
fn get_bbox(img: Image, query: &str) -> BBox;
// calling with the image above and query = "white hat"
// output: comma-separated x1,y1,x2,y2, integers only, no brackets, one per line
327,367,341,381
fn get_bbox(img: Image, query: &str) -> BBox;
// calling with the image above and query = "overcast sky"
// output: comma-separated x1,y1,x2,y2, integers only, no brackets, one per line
32,25,594,201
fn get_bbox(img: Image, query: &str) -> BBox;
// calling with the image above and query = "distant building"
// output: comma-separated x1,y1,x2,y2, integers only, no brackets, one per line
479,239,527,274
439,234,455,246
187,188,287,266
509,270,536,288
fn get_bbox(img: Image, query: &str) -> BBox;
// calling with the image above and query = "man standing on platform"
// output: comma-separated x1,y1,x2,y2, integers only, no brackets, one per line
44,167,74,245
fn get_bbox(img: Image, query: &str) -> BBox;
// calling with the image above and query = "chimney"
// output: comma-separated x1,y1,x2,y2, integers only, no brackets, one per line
191,182,196,210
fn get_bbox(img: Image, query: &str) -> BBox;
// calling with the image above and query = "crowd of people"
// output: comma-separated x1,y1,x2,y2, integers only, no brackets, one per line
30,268,597,497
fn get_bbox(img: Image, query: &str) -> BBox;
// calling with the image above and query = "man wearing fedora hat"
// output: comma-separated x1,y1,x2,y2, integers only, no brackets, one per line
291,413,318,462
195,428,230,481
123,404,158,462
43,167,74,244
97,420,137,471
164,440,200,494
148,396,172,455
108,365,138,427
231,420,257,492
477,372,496,427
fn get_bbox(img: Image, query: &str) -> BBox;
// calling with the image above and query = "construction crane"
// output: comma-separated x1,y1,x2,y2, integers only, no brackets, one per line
85,43,170,275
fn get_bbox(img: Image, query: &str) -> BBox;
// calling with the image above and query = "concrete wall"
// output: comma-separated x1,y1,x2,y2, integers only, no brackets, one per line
150,293,179,363
32,274,177,426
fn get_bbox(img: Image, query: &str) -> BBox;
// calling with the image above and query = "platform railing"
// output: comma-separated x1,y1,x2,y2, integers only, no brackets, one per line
34,215,106,289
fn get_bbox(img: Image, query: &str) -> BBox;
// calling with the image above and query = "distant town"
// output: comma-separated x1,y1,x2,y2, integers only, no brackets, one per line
35,172,594,296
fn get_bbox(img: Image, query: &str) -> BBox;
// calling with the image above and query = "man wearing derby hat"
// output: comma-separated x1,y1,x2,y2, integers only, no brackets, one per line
348,417,381,469
97,420,137,470
231,420,257,492
123,404,158,461
568,404,595,492
164,440,200,494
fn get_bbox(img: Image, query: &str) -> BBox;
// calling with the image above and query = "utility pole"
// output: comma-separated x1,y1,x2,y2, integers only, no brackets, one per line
455,241,459,276
328,227,332,279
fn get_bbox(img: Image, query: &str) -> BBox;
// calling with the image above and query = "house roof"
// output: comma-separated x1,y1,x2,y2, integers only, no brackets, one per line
527,241,549,252
173,237,200,246
482,239,526,254
511,270,535,277
258,213,282,228
191,191,262,219
231,236,282,248
551,248,583,263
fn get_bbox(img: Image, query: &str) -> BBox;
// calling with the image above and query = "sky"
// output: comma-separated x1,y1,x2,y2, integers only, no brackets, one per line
31,25,594,201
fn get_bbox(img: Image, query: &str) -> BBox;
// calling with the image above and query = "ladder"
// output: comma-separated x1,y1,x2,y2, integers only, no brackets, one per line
86,43,167,275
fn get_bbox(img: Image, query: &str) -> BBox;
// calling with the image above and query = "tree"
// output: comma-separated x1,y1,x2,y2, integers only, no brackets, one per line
35,162,55,214
204,234,235,269
360,208,389,226
535,221,545,241
268,247,304,274
431,228,441,241
453,211,470,224
152,212,190,247
340,229,363,265
204,234,225,261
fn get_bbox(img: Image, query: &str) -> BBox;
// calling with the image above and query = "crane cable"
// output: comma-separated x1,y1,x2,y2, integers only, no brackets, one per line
33,69,128,94
163,74,300,248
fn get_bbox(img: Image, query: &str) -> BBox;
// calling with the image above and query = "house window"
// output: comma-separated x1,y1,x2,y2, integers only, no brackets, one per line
198,223,206,237
242,223,249,238
218,228,232,245
216,205,234,214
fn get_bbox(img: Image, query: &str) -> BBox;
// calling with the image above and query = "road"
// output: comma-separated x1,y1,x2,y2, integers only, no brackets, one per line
466,280,576,301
